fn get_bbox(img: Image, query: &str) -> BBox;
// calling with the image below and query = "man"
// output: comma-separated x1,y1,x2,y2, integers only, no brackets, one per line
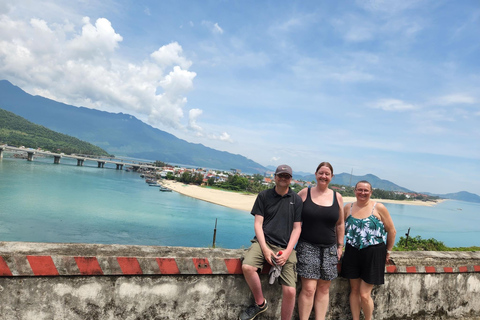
239,164,303,320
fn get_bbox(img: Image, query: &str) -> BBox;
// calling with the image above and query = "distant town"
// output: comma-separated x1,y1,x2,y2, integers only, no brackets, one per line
138,161,442,203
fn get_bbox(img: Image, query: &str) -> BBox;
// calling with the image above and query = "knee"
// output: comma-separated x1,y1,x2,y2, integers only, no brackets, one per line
316,282,331,295
242,264,257,277
242,264,255,273
349,287,359,296
283,286,296,300
360,292,372,304
301,285,316,298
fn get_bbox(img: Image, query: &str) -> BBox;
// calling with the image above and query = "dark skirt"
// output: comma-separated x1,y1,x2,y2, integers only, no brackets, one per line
340,242,387,285
296,241,338,281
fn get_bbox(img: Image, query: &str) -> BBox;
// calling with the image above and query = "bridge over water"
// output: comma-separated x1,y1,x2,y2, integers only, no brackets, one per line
0,145,157,171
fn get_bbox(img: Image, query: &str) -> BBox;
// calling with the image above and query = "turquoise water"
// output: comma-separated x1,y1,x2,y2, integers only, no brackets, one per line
0,157,254,249
1,157,479,248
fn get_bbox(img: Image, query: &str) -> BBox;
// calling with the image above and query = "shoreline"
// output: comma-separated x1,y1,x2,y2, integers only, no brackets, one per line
161,180,446,212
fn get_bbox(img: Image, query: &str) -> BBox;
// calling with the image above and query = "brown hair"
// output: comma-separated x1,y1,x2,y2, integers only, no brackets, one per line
355,180,372,190
316,162,333,175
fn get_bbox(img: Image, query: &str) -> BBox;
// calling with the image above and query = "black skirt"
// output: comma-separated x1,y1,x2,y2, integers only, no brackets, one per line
340,242,387,285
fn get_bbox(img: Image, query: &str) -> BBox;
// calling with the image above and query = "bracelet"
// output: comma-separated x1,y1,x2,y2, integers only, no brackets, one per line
387,250,392,254
337,243,344,247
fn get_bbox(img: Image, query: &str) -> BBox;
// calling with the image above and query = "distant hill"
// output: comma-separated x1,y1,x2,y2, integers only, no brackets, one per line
0,80,267,173
304,171,480,203
0,108,109,156
424,191,480,203
300,172,412,192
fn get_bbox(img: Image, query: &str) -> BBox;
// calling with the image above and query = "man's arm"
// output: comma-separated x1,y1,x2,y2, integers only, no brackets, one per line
275,221,301,267
253,214,275,266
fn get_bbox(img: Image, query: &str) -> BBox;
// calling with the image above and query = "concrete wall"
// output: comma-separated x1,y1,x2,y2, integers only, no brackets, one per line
0,241,479,320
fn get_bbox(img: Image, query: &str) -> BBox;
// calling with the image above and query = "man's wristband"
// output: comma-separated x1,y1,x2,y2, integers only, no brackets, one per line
386,250,392,254
337,243,344,248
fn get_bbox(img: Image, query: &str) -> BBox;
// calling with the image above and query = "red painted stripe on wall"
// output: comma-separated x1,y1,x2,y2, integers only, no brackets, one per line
75,257,104,275
117,257,143,275
0,257,13,276
224,259,243,274
386,265,397,273
444,267,454,273
156,258,180,274
27,256,59,276
425,266,436,273
193,258,212,274
406,266,416,273
474,265,480,272
458,266,468,272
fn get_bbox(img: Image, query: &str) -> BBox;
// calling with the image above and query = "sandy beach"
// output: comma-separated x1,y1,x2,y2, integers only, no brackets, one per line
161,180,445,212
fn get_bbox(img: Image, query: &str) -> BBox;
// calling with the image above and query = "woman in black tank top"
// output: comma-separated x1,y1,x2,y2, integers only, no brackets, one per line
296,162,345,320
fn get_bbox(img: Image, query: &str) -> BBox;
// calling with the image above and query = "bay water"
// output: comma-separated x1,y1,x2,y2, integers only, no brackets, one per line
1,157,478,248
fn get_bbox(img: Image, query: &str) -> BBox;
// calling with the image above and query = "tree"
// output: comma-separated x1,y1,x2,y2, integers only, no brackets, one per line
207,177,216,186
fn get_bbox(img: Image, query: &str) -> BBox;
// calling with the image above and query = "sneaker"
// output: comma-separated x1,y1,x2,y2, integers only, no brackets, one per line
239,299,268,320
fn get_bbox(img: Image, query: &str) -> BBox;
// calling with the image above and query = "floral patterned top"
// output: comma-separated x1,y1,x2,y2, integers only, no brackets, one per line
345,203,386,249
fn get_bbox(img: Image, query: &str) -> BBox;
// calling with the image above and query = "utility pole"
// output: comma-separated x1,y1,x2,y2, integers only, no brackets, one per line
212,218,217,248
405,227,411,247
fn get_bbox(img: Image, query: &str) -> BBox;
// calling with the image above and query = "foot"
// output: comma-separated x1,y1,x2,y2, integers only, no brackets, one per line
239,299,268,320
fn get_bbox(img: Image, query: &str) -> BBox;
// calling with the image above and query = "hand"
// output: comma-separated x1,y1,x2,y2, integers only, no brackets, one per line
386,252,392,264
263,248,275,266
337,248,343,261
273,250,286,267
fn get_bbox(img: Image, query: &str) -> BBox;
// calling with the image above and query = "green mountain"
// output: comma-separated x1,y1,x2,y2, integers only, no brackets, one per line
0,80,267,173
0,108,109,156
299,172,412,192
426,191,480,203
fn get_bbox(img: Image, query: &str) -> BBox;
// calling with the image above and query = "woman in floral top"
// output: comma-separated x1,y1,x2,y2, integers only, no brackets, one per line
341,180,396,320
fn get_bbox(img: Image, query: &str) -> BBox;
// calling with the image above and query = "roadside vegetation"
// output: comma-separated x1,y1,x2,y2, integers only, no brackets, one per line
0,108,110,156
393,235,479,252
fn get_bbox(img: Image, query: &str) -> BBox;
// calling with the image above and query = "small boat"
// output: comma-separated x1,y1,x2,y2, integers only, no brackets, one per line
159,187,172,192
149,183,162,187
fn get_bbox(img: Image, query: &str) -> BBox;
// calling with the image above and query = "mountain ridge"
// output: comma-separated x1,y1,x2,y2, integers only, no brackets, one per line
2,80,479,203
0,80,267,174
0,108,109,156
296,171,480,203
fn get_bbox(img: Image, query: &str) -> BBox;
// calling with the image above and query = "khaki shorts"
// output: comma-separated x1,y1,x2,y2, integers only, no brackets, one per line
242,240,297,288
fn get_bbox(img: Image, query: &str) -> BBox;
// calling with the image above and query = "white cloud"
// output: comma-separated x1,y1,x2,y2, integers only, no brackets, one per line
188,108,203,134
150,42,192,70
330,70,374,82
213,23,224,34
68,17,123,60
434,94,476,106
370,99,416,111
331,16,374,43
0,15,201,133
219,132,232,142
201,21,224,35
207,132,233,143
356,0,422,15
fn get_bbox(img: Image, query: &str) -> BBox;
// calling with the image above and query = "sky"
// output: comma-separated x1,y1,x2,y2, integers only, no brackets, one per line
0,0,479,195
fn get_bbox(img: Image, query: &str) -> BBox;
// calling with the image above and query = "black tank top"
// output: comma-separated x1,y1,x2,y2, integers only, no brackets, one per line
299,187,339,246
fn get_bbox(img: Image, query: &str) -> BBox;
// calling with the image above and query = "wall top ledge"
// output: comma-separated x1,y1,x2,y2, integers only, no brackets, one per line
0,242,479,277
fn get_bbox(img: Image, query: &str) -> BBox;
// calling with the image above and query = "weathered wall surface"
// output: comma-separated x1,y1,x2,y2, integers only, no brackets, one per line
0,242,479,320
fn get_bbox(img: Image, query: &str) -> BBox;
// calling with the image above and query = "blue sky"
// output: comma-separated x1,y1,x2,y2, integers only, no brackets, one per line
0,0,479,195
